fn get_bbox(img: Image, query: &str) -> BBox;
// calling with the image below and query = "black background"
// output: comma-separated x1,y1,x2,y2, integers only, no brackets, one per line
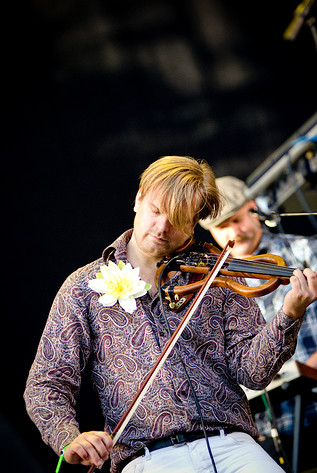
3,1,317,471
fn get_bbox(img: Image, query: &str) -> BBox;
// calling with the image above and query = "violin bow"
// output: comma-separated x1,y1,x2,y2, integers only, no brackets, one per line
87,240,235,472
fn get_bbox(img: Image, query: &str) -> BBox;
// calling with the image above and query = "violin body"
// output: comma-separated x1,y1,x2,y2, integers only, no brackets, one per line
155,239,294,311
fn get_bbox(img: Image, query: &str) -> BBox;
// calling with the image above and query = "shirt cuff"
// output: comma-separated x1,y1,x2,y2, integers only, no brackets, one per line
275,307,304,332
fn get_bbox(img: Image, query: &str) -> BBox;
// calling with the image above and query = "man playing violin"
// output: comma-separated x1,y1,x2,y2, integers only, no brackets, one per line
200,175,317,470
24,156,317,473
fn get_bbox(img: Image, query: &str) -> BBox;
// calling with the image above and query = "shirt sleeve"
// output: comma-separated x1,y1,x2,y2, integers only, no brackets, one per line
24,269,92,455
223,287,303,390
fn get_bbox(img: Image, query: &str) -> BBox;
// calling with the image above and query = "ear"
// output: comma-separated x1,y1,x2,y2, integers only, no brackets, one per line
249,200,258,211
133,190,142,212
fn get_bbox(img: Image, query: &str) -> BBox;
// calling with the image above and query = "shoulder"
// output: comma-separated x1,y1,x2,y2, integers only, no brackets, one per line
54,258,104,305
72,257,105,281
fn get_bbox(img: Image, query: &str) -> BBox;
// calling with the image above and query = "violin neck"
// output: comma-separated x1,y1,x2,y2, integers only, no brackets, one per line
184,252,295,278
227,259,295,278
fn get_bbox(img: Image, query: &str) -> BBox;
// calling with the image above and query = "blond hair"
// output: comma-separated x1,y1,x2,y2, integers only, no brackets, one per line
138,156,221,234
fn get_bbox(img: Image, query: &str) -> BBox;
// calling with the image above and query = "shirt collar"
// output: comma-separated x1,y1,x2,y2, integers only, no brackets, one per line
102,229,133,263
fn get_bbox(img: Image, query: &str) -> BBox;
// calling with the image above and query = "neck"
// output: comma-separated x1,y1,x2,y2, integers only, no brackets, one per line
126,236,161,293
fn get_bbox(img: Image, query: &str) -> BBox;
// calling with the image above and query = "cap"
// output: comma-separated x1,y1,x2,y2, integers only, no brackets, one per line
199,176,248,229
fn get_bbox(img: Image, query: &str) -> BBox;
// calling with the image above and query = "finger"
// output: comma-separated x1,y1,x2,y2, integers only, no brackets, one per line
65,441,94,466
89,432,113,458
293,269,317,300
303,268,317,293
292,268,307,285
283,269,315,319
289,271,305,295
92,431,113,448
291,269,312,294
81,432,112,465
66,432,112,467
77,440,104,468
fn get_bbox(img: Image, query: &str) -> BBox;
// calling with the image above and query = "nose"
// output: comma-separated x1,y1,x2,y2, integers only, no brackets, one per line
231,220,246,235
155,214,171,233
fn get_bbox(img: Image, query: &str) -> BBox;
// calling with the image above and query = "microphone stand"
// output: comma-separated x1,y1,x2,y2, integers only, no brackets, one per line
250,209,317,229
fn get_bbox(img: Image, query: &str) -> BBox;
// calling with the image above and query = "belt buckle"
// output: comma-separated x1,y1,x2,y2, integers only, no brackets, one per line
170,433,186,447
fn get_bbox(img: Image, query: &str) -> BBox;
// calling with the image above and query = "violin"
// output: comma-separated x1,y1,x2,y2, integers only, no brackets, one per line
155,238,295,311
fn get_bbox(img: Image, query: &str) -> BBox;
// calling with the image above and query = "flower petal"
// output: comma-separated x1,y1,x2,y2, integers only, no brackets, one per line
88,262,151,314
121,262,133,272
98,293,118,307
132,284,149,298
119,296,137,314
88,279,108,293
100,261,118,278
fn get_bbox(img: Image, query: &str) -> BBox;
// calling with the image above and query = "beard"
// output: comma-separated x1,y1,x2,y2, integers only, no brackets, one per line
231,232,260,258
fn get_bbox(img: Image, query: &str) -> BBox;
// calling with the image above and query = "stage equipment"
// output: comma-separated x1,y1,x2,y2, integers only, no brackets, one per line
283,0,316,41
243,360,317,473
244,113,317,228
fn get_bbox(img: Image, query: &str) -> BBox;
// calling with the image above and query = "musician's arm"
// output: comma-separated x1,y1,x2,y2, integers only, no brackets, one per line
24,270,92,456
224,289,303,390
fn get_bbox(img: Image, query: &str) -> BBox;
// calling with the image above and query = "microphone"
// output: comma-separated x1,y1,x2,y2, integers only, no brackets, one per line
283,0,316,41
249,208,281,228
249,208,317,228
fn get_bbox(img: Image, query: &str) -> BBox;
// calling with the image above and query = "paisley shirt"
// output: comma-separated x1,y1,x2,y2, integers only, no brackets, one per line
24,230,303,472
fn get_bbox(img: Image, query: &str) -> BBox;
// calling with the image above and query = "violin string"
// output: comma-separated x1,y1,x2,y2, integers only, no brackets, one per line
227,260,294,277
186,253,295,277
187,253,291,272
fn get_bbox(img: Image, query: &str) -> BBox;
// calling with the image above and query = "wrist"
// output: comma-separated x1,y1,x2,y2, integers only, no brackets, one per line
282,305,305,321
55,444,70,473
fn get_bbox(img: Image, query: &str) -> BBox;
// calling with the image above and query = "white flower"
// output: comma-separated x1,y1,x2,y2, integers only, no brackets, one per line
88,261,151,314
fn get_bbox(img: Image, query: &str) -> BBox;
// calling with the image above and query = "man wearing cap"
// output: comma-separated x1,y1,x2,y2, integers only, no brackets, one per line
200,176,263,259
200,176,317,471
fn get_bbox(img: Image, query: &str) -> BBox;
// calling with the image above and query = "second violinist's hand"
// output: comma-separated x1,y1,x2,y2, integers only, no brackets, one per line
63,431,113,468
283,268,317,320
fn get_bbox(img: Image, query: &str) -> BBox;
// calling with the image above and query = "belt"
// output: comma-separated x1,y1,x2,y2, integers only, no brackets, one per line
120,428,241,471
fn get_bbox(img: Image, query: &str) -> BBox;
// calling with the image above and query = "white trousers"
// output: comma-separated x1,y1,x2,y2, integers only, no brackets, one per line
122,432,284,473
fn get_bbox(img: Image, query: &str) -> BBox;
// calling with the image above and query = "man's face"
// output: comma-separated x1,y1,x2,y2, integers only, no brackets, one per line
132,189,194,259
210,202,263,258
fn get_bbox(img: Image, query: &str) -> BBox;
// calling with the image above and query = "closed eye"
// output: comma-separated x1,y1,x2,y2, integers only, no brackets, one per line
150,204,161,215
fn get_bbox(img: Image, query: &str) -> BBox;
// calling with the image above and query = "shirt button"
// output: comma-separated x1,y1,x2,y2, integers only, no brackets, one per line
159,331,165,337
